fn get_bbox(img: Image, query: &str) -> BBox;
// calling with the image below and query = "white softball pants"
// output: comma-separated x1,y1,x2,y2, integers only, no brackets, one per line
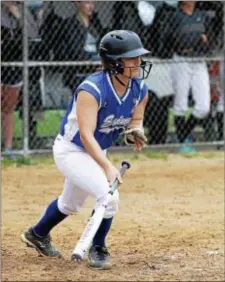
217,92,224,113
172,54,210,118
53,134,119,218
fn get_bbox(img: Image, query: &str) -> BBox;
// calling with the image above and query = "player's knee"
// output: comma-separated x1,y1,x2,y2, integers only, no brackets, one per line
105,190,119,218
95,190,119,219
193,107,210,119
173,107,188,117
57,196,82,215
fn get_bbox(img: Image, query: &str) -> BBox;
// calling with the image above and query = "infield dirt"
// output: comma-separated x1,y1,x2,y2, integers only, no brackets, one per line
2,152,224,281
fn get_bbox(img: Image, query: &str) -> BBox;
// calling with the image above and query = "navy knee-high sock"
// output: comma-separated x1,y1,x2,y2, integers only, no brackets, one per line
92,213,113,247
175,116,186,142
32,198,68,237
216,112,224,141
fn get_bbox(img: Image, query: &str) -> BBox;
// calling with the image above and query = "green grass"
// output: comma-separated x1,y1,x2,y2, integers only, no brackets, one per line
179,152,200,158
2,156,37,167
2,151,222,168
1,155,55,167
144,150,168,160
14,110,65,137
179,151,223,159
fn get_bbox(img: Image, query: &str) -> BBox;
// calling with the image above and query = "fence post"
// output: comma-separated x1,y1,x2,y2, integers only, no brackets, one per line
223,2,225,144
223,2,225,96
22,0,29,157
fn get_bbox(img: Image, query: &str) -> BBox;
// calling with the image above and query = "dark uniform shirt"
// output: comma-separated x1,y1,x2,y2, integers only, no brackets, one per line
165,8,211,57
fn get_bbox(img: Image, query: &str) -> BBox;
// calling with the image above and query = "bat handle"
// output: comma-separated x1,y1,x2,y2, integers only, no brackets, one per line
110,161,131,190
120,161,131,177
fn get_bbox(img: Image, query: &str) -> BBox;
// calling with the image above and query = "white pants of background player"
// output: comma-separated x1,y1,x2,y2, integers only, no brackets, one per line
217,89,224,113
53,134,119,218
172,54,210,118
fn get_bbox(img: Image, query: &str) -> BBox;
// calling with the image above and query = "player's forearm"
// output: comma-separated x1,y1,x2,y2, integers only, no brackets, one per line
80,132,111,170
128,118,143,129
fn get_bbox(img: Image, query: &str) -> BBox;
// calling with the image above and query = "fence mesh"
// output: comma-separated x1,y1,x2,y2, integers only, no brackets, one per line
1,1,224,156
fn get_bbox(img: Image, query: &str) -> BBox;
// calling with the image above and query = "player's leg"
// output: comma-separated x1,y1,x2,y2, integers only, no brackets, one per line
172,56,191,143
189,61,210,138
52,142,117,268
216,101,224,141
1,84,20,159
55,139,118,268
21,178,88,257
56,138,118,267
87,189,119,269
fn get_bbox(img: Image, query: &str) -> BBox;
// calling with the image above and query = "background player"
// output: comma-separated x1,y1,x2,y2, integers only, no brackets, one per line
162,1,211,151
21,30,152,269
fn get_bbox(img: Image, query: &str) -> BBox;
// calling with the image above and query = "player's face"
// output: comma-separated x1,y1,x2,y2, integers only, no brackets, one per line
181,1,196,8
75,1,94,17
121,57,141,78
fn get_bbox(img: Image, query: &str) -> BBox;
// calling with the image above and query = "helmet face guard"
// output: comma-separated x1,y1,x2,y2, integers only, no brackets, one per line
104,58,153,80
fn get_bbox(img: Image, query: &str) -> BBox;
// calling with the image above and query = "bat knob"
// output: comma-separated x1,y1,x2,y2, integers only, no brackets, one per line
71,253,83,263
122,161,131,169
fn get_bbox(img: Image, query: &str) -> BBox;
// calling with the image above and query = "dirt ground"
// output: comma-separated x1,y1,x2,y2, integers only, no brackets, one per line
1,152,224,281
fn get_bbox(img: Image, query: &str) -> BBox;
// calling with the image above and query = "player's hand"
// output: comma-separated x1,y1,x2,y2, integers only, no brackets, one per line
125,128,147,152
134,139,147,152
104,164,123,186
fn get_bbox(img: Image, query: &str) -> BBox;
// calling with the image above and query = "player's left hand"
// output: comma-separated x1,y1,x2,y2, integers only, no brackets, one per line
134,138,146,152
124,128,147,152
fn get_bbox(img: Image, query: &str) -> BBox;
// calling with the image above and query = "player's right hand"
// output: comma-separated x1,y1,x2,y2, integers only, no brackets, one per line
104,164,123,187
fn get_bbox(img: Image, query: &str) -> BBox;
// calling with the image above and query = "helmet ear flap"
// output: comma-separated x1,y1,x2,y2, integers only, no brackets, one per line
103,58,124,75
115,60,124,74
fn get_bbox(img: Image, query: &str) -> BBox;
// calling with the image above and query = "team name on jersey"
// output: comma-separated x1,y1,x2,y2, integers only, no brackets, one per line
99,114,131,134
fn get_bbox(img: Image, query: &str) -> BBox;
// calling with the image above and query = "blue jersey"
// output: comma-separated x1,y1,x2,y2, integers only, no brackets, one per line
59,71,148,150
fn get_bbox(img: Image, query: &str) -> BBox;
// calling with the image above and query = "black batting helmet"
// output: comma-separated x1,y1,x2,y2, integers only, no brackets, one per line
99,30,152,79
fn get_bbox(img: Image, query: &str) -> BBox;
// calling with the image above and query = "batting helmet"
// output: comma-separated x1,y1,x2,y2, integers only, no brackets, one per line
99,30,152,79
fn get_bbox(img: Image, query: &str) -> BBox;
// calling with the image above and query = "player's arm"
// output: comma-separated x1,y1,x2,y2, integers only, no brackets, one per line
125,93,149,152
76,90,122,185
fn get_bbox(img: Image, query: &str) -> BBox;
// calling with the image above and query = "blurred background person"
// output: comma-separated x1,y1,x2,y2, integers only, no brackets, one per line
161,0,212,152
202,60,224,142
42,0,107,92
1,1,23,159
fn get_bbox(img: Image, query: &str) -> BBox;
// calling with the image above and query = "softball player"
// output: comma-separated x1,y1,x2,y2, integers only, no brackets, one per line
21,30,152,269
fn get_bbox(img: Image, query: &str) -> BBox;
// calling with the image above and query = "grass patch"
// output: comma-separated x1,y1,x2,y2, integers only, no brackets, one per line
14,110,64,138
1,155,55,167
201,152,219,159
179,152,200,158
144,150,168,160
179,151,223,159
108,155,120,163
2,156,37,167
130,154,140,161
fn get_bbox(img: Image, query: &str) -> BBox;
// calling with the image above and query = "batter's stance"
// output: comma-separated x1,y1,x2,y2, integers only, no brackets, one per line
21,30,152,269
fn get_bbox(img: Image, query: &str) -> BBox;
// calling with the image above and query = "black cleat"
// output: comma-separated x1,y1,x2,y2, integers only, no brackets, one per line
21,228,61,257
88,245,112,269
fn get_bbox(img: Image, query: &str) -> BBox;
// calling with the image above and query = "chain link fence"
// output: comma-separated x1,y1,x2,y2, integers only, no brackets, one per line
1,1,225,157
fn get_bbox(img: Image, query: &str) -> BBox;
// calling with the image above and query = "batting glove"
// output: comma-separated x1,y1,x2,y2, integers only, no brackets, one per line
124,127,148,146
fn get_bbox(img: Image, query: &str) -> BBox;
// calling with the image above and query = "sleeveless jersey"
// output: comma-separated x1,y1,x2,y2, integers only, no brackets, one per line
59,71,148,150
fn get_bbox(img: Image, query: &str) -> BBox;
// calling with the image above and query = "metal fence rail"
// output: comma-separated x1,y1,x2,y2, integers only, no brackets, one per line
1,1,225,157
